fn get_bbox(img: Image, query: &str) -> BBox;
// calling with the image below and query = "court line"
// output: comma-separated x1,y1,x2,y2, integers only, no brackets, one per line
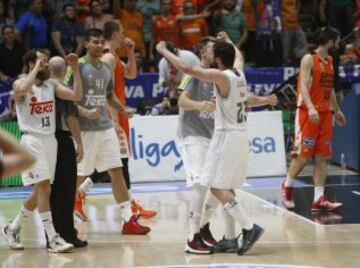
239,189,319,226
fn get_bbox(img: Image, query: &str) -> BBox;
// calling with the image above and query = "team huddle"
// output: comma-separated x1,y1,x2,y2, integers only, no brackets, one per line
0,23,345,256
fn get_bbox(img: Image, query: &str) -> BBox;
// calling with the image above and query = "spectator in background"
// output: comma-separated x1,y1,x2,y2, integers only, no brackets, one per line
254,0,283,67
49,0,76,18
51,3,85,58
0,25,26,81
136,0,160,71
354,0,360,29
114,0,145,60
151,88,179,115
212,0,247,49
341,30,360,64
0,1,14,42
241,0,257,64
8,0,30,21
84,0,113,30
281,0,307,66
153,0,180,48
172,0,200,15
179,0,208,51
319,0,353,37
15,0,48,49
76,0,110,22
158,42,200,93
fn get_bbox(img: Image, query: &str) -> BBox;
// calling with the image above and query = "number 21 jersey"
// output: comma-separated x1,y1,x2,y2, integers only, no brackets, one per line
16,79,56,135
214,69,248,131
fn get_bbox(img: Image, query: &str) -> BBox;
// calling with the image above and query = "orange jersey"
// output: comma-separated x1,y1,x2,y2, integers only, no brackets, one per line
179,18,208,49
104,48,130,139
242,0,256,31
153,15,179,46
280,0,300,29
297,53,334,112
117,9,145,58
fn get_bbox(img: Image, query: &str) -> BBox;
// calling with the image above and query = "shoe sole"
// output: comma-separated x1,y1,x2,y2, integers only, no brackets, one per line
311,204,343,212
237,227,265,255
1,227,24,250
48,245,74,253
185,245,213,254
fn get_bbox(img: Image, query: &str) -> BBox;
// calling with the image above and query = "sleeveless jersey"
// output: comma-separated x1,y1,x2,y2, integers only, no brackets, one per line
214,69,248,131
297,53,334,112
104,47,130,138
16,79,56,135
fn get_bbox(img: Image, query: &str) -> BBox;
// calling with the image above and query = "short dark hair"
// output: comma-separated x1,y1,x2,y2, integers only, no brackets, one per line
62,3,76,12
90,0,101,8
166,42,177,55
213,41,235,68
316,27,341,45
84,28,103,41
1,25,14,35
103,20,121,40
23,49,48,73
196,36,216,56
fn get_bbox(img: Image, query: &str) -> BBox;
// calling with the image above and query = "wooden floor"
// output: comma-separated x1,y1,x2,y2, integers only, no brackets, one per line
0,181,359,268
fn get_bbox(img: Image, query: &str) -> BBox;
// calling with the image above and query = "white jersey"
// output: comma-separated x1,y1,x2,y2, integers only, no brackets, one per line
16,79,56,135
214,69,248,131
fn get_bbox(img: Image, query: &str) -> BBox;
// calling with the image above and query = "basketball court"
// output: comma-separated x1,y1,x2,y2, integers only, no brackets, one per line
0,164,359,268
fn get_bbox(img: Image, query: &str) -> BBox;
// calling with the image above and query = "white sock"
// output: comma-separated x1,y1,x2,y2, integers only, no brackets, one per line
118,201,132,222
10,206,32,230
80,177,94,194
223,208,236,240
188,184,207,240
40,211,57,240
285,174,294,187
224,197,253,231
314,186,324,201
200,192,219,228
188,212,201,240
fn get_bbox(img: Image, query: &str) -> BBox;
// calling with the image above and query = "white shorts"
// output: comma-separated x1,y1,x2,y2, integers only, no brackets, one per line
21,134,57,186
77,128,123,176
202,130,249,190
179,136,210,186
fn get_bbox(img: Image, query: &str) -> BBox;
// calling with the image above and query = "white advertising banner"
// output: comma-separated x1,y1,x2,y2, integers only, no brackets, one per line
129,111,286,182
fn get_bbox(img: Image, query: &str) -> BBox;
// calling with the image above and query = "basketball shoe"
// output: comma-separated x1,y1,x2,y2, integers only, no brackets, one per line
237,224,264,255
74,190,87,222
185,233,213,254
48,234,74,253
311,195,343,212
281,181,295,209
1,225,24,250
199,223,217,246
131,200,157,219
212,236,238,253
122,215,151,235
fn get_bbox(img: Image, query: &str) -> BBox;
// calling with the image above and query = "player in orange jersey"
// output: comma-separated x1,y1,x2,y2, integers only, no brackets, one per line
281,27,346,212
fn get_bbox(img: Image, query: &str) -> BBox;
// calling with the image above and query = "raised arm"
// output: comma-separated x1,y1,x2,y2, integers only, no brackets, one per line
54,54,83,101
156,41,229,96
0,129,35,179
122,38,137,79
13,58,45,101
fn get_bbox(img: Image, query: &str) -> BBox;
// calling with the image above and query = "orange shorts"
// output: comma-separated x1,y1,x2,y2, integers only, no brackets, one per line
292,109,334,158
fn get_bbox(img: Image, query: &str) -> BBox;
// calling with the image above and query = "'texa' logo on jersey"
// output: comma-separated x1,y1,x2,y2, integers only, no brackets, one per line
84,89,106,107
249,137,276,154
130,128,183,171
29,96,54,115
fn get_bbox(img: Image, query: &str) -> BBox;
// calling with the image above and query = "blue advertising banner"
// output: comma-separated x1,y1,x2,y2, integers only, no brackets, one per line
1,65,360,114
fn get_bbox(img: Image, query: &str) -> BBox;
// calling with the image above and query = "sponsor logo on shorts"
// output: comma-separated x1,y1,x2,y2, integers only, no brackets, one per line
303,137,315,148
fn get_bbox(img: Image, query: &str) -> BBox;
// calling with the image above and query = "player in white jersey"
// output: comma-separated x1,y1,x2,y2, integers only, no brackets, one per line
1,49,83,253
157,40,277,255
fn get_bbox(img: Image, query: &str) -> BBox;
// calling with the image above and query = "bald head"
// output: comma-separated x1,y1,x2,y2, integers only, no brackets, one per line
49,56,66,80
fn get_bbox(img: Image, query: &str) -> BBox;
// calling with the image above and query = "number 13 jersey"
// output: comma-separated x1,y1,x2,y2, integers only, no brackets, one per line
16,79,56,135
214,69,248,131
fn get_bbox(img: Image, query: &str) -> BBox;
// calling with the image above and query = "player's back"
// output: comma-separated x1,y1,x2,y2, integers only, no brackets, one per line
214,69,248,131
